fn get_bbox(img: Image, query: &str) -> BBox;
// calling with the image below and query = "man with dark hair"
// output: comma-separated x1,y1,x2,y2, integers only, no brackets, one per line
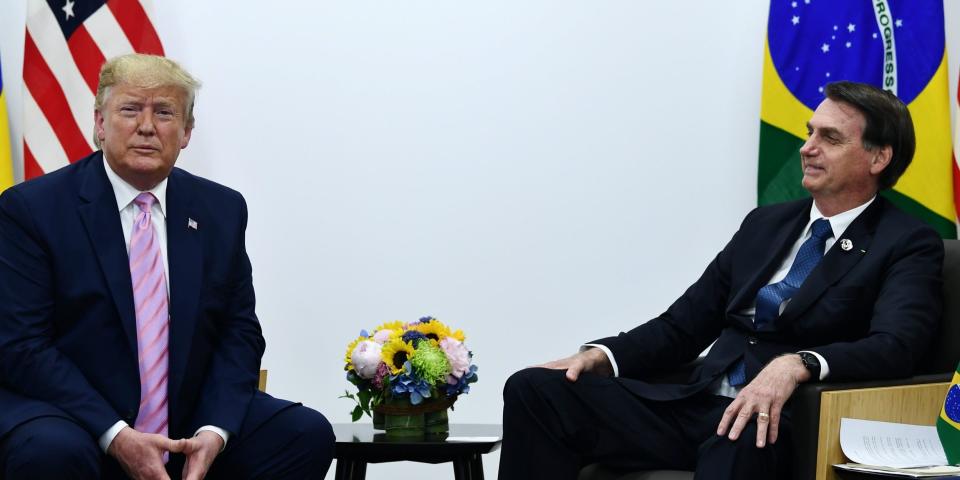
499,80,943,479
822,82,915,190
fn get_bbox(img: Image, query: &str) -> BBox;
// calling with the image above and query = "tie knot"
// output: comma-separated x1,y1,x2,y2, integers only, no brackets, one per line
134,192,156,213
810,218,832,241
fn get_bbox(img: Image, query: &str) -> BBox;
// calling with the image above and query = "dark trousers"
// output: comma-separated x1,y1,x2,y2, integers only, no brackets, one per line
0,403,334,479
498,368,793,480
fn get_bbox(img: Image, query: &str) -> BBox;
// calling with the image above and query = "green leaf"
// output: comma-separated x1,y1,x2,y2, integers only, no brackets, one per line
351,405,363,422
358,389,372,409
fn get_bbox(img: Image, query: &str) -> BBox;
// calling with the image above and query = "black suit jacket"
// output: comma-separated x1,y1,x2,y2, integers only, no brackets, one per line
0,152,290,440
593,197,944,400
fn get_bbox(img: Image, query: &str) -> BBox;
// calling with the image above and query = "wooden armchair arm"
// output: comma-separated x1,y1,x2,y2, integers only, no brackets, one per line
790,375,951,480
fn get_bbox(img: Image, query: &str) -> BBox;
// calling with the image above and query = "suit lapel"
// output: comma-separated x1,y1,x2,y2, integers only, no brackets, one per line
776,198,882,325
165,169,203,401
727,200,811,322
77,154,139,357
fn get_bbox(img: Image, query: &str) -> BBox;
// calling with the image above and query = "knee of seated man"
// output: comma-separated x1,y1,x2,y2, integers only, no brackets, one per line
3,418,100,478
700,422,779,458
295,407,335,457
503,367,568,403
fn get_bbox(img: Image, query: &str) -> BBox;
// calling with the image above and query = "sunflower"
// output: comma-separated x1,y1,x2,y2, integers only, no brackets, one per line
381,337,416,375
344,335,366,370
411,320,452,345
449,328,465,342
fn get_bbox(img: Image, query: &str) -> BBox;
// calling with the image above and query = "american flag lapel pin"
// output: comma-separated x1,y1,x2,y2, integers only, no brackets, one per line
187,218,198,230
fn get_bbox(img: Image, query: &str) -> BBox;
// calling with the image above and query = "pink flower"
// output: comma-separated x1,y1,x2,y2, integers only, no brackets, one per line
439,337,470,378
372,329,393,344
351,340,382,379
372,362,391,389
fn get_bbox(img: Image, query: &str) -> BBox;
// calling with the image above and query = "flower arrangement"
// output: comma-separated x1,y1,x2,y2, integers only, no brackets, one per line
341,316,479,421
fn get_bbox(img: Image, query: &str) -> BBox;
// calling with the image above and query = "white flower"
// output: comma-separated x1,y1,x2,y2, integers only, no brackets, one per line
351,340,383,379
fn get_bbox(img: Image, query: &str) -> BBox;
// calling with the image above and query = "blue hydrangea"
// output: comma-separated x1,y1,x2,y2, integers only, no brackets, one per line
391,361,432,405
401,331,428,346
444,364,478,397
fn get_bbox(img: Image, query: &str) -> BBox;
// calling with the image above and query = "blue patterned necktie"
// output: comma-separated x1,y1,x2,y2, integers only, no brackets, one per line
727,218,833,387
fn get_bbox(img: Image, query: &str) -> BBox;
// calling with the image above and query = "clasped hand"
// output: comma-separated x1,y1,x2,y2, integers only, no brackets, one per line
109,427,224,480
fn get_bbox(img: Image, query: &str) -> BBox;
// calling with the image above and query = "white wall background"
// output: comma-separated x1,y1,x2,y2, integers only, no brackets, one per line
2,2,960,478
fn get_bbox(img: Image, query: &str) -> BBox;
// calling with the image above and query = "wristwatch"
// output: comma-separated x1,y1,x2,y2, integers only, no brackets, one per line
798,352,821,381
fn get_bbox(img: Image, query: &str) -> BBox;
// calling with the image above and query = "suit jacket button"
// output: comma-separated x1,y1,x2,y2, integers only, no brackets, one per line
747,337,758,345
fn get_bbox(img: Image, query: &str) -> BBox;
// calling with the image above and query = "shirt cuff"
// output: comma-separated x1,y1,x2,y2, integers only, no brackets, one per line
195,426,230,451
99,421,129,453
799,350,830,381
581,344,619,377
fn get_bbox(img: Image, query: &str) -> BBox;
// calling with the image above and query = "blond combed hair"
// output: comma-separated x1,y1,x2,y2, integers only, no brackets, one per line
93,53,201,148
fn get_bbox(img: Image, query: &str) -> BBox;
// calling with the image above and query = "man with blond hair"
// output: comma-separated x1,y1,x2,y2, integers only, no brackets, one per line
0,54,334,479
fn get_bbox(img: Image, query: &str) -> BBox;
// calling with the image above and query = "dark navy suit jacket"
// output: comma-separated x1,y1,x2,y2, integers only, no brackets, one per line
0,152,290,441
593,196,944,400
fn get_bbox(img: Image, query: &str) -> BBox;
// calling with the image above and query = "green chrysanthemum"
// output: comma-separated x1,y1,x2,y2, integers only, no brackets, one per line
410,342,451,385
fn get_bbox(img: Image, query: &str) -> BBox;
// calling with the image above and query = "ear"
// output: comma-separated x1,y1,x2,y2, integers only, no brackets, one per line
869,145,892,176
180,125,193,150
94,109,106,144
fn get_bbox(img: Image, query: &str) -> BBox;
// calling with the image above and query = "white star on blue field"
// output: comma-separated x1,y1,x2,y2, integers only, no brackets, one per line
767,0,943,109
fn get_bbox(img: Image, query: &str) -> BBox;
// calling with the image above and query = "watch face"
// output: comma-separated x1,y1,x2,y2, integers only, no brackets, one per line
800,353,820,377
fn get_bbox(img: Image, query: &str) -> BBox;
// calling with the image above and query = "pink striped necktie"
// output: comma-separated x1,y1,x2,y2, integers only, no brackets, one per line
129,192,170,444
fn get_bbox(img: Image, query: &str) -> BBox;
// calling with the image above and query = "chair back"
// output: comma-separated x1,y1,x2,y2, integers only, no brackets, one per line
258,369,268,392
923,239,960,374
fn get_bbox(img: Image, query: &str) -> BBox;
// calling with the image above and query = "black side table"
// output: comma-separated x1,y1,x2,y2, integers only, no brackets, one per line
333,423,502,480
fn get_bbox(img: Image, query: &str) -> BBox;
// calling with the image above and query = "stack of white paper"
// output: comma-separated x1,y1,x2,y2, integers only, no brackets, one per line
834,418,960,478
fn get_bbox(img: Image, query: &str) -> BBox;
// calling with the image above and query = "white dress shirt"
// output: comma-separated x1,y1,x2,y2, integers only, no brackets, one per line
586,196,876,397
98,159,229,452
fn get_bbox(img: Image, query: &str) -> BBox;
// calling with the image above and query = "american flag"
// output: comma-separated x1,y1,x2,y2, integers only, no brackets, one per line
955,69,960,224
23,0,163,179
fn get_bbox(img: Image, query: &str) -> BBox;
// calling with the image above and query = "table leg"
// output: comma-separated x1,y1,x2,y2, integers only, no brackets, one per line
453,453,483,480
471,454,484,479
334,457,367,480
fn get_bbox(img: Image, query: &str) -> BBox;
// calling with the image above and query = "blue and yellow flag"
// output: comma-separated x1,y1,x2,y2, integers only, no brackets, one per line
759,0,956,238
0,59,13,193
939,368,960,464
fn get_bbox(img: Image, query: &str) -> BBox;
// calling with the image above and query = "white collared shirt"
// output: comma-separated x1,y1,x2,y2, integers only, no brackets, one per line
102,158,170,288
98,158,229,452
586,196,876,394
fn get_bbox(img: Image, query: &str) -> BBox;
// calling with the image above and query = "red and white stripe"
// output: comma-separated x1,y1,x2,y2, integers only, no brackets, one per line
953,69,960,225
23,0,163,179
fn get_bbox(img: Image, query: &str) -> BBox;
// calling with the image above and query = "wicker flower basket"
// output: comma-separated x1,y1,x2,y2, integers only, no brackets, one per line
373,396,457,437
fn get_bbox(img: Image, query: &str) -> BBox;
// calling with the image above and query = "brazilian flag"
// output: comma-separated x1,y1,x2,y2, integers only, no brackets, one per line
0,58,12,193
940,371,960,464
759,0,956,238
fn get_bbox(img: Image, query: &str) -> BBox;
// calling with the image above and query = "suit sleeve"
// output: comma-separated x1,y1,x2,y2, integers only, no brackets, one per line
190,194,266,434
590,208,759,379
813,226,943,380
0,188,121,437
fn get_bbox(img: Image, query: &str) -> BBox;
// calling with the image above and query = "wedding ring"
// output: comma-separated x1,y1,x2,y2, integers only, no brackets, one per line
757,412,770,422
